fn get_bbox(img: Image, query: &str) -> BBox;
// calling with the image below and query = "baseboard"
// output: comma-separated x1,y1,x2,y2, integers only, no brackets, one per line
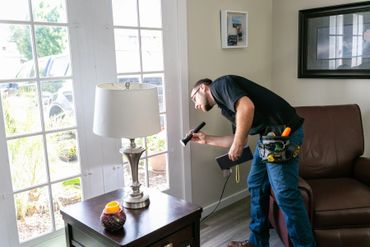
22,229,65,247
201,189,250,219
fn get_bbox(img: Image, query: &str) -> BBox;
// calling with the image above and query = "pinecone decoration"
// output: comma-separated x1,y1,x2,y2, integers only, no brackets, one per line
100,201,126,232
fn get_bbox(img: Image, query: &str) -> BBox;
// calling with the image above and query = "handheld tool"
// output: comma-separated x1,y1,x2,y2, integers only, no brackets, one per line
180,121,206,146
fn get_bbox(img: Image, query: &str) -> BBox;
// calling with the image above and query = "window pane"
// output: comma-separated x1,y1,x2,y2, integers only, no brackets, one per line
139,0,162,28
52,177,82,230
0,24,33,80
46,130,80,181
147,114,167,191
115,29,140,73
0,81,19,97
8,135,47,191
14,187,52,242
112,0,138,27
32,0,67,23
146,116,167,156
148,154,168,190
34,25,70,77
0,0,30,21
117,74,141,84
15,60,36,79
42,80,76,130
159,114,166,132
141,30,163,71
143,73,165,112
41,54,71,78
1,82,42,137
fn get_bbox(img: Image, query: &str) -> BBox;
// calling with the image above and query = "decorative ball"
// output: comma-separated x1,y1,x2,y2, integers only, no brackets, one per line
100,201,126,232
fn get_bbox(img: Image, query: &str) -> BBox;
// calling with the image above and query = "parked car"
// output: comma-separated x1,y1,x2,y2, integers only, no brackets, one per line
15,54,71,79
1,54,74,120
0,82,18,94
48,83,73,119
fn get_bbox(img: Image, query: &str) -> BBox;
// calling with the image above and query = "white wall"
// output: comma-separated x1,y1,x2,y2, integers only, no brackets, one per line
187,0,273,207
272,0,370,157
187,0,370,209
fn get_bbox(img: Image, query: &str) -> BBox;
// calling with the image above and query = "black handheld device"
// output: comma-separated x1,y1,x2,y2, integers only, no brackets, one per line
216,146,253,170
180,122,206,146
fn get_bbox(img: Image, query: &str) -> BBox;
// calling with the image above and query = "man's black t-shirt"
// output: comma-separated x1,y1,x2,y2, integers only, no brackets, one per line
210,75,303,135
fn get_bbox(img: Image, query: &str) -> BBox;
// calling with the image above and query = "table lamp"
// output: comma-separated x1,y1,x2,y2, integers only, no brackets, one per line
93,82,161,209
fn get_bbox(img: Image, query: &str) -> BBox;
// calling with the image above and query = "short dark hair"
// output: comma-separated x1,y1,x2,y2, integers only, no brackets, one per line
193,78,212,89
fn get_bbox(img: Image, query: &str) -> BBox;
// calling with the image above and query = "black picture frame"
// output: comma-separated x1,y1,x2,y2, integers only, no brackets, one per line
298,1,370,78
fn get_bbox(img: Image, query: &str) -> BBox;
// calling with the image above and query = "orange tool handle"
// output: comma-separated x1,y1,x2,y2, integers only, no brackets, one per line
281,127,291,137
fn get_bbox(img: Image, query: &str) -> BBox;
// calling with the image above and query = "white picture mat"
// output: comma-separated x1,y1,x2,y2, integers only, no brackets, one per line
221,10,248,48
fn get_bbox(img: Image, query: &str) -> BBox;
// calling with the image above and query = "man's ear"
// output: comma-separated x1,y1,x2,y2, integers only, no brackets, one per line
200,83,207,92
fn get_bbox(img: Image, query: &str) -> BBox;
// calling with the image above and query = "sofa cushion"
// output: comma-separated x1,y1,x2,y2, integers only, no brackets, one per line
315,228,370,247
308,178,370,228
296,105,364,179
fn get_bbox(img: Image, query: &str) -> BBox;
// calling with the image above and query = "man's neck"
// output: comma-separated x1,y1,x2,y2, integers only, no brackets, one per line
207,90,216,107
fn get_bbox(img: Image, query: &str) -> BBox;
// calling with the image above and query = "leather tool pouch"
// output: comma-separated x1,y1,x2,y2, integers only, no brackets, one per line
258,135,300,163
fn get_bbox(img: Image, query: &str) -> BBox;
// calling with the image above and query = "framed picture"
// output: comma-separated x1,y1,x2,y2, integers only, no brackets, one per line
298,2,370,78
221,10,248,48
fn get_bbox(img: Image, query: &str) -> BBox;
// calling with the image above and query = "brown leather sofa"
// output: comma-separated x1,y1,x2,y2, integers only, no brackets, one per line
268,104,370,247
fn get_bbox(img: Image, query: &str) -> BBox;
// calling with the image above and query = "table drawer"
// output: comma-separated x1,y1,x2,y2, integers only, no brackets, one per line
149,224,193,247
71,226,108,247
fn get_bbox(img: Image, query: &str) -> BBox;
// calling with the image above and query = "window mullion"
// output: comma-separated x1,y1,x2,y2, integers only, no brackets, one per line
47,184,56,232
5,126,77,141
137,0,144,81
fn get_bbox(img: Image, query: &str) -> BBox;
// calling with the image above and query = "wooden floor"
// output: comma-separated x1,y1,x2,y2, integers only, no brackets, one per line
200,198,284,247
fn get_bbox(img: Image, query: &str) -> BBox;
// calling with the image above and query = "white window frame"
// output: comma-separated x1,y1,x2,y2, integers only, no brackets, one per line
161,0,191,200
0,1,82,246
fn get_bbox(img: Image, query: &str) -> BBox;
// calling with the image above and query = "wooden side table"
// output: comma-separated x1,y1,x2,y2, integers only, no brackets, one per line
61,189,202,247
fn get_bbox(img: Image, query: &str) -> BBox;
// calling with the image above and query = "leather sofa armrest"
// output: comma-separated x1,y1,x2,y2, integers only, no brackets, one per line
298,177,314,222
353,157,370,186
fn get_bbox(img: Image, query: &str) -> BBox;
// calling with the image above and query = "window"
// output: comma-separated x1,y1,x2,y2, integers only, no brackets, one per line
0,0,82,243
112,0,169,191
325,14,365,69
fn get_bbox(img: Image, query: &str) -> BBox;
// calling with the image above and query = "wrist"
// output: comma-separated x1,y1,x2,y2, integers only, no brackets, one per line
232,139,244,147
204,134,208,144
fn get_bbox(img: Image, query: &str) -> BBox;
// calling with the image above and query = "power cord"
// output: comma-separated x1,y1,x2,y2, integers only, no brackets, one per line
200,172,231,223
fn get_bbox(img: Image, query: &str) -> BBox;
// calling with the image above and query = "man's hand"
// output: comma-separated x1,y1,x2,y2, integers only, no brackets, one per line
228,142,244,161
191,131,207,144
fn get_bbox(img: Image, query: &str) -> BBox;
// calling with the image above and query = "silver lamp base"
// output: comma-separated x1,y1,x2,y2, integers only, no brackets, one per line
123,190,150,209
120,139,150,209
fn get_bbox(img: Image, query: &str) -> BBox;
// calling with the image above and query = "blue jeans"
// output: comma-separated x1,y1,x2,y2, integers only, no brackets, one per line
247,127,315,247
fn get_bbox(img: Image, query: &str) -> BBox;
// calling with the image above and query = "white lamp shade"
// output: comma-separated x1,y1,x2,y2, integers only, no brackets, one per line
93,82,161,139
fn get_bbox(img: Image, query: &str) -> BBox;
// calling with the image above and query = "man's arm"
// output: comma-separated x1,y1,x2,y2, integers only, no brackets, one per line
191,96,254,156
191,132,234,148
228,96,254,161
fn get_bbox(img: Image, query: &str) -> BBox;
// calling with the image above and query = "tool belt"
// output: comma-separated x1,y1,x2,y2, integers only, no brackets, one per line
258,135,301,163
